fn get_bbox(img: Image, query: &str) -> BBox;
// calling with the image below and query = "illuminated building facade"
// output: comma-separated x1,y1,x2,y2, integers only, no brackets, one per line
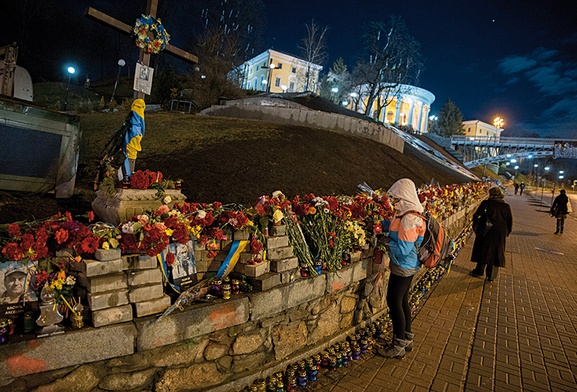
233,49,323,94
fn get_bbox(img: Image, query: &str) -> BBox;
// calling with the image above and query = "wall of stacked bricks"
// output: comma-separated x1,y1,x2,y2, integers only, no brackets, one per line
0,202,481,391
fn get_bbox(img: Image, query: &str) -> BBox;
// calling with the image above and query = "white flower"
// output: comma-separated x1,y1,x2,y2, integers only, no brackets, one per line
197,210,207,219
272,190,284,199
65,276,76,285
163,195,172,204
121,222,134,234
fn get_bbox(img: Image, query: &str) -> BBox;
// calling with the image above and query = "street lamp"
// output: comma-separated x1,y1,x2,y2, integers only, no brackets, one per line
62,66,76,111
110,59,126,107
266,63,276,92
493,116,504,129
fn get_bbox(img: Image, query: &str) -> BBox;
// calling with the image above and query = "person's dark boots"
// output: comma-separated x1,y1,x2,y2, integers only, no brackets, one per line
377,338,407,359
405,332,414,352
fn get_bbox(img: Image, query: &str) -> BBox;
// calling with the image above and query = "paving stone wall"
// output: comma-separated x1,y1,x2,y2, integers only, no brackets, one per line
0,202,482,392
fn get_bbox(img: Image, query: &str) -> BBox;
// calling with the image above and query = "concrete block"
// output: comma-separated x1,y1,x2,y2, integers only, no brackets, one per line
248,272,281,292
240,250,263,263
267,246,294,261
0,324,136,378
75,272,127,294
270,225,286,236
95,248,122,261
68,258,128,277
280,268,300,284
349,251,362,263
88,289,130,311
233,228,251,241
91,304,133,327
133,294,171,317
270,256,299,273
55,248,75,257
266,235,289,249
126,268,163,287
195,258,208,273
135,297,250,350
235,261,270,278
325,261,368,293
124,254,158,270
128,283,164,303
207,258,222,272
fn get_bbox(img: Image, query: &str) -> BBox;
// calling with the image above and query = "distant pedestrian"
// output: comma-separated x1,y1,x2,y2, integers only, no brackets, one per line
514,182,519,195
519,182,525,195
471,186,513,281
378,178,426,359
551,189,569,235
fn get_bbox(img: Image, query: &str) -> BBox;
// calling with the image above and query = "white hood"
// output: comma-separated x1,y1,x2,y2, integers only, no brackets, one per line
387,178,424,214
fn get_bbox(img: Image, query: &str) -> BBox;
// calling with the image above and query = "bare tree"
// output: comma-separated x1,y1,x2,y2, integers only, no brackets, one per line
351,16,423,119
298,19,329,92
188,27,244,109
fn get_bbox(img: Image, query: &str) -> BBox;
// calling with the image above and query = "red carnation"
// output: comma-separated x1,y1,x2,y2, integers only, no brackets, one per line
55,228,69,244
2,242,25,260
8,223,20,237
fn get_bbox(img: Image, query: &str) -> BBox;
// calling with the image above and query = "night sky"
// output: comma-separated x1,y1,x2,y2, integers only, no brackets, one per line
2,0,576,139
262,0,577,139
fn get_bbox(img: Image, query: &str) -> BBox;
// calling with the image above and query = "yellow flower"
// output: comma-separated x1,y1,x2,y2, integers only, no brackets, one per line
272,209,284,223
102,241,110,250
165,228,174,236
190,225,202,239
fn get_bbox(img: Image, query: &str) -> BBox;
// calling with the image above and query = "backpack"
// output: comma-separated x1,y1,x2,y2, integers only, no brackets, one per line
401,210,450,268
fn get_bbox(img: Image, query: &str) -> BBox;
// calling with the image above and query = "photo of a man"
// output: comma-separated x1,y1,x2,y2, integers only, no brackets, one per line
0,263,37,305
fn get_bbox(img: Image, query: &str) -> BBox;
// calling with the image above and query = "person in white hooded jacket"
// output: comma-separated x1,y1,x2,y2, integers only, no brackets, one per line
378,178,426,359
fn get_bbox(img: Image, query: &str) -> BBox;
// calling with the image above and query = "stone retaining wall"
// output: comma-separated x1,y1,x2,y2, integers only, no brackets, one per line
0,201,482,392
200,98,405,153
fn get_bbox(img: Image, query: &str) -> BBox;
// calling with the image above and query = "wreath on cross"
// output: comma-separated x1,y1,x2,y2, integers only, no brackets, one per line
133,14,171,54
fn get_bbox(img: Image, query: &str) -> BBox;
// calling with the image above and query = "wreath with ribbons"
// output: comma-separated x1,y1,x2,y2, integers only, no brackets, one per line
133,14,171,54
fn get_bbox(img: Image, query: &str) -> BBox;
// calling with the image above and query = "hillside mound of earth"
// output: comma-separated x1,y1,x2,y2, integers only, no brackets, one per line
0,107,478,224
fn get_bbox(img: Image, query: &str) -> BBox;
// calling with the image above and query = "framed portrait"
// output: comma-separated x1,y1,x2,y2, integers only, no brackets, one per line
167,240,198,290
0,261,38,320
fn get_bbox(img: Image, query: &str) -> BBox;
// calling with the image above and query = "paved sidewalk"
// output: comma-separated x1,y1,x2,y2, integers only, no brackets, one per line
324,191,577,391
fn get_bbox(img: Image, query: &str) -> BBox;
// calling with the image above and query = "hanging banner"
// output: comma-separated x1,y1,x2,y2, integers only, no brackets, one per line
134,63,154,95
553,141,577,159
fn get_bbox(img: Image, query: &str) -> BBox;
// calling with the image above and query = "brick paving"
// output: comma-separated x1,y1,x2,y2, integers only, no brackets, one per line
319,190,577,391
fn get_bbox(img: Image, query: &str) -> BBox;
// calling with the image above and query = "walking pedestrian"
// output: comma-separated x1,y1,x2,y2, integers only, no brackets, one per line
551,189,569,234
377,178,426,359
514,182,519,195
519,182,525,195
471,186,513,281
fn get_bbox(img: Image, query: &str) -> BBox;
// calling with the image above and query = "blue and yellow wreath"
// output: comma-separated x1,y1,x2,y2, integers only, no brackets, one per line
133,14,170,54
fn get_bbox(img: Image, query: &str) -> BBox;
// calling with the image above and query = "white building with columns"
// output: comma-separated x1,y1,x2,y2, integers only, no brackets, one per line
349,84,435,134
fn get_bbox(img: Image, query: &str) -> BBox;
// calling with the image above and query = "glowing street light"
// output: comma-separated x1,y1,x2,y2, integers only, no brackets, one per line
494,116,504,129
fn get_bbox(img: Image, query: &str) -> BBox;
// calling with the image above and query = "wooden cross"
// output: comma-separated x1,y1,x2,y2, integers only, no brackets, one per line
86,0,198,99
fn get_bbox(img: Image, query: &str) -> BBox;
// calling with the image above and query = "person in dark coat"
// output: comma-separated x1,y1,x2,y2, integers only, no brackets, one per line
550,189,569,234
471,186,513,281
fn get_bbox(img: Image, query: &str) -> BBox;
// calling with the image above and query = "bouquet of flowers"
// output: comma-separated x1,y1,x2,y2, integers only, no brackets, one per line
34,263,76,307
